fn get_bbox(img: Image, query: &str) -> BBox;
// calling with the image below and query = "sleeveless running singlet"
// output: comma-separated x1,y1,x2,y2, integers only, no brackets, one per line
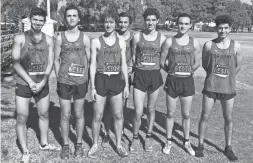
16,31,49,85
167,37,195,77
135,32,161,70
204,40,236,94
57,32,88,85
96,35,122,75
124,31,134,67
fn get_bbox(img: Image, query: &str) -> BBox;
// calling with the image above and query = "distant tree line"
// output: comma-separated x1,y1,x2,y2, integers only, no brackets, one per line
1,0,253,32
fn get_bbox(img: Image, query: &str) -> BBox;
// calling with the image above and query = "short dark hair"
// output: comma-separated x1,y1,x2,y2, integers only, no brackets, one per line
215,14,233,27
64,4,81,19
143,8,160,20
103,10,119,23
177,13,191,23
29,7,47,21
119,12,132,24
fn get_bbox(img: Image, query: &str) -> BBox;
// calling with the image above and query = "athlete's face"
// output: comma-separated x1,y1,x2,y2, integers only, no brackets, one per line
30,15,45,32
177,17,191,34
66,9,80,28
118,17,130,32
104,17,116,33
216,23,231,39
144,15,158,31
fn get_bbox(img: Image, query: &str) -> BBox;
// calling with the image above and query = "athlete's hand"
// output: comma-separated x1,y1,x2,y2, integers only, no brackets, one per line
123,86,129,98
28,81,36,91
31,82,45,94
91,89,97,101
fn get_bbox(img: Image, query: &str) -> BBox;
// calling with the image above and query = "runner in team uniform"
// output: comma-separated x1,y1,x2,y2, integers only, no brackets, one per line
160,13,201,156
195,14,242,162
130,8,166,153
54,5,90,159
102,12,134,148
88,11,129,158
12,7,60,163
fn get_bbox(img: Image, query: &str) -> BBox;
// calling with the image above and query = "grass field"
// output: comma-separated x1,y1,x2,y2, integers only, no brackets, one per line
1,31,253,163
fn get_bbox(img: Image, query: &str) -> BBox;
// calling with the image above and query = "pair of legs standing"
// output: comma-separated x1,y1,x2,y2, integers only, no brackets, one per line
197,93,238,161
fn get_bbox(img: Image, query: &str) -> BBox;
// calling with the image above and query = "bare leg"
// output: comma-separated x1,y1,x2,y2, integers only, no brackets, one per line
110,93,123,147
16,96,31,153
74,98,85,144
36,94,50,146
165,94,178,139
59,98,72,145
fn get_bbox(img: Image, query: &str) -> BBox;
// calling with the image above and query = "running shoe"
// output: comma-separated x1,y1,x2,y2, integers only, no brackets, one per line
162,140,172,155
145,137,153,152
20,152,30,163
130,139,140,154
87,144,99,159
195,144,204,157
224,146,238,162
184,141,195,156
102,135,110,148
74,143,84,157
39,144,61,151
60,145,70,160
117,146,128,158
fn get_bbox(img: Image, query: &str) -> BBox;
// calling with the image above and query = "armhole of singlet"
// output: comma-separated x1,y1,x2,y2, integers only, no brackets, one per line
229,40,235,55
22,32,28,48
61,32,66,44
189,37,194,46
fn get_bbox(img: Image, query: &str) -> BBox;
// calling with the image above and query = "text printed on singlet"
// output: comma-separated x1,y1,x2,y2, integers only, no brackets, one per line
28,46,45,75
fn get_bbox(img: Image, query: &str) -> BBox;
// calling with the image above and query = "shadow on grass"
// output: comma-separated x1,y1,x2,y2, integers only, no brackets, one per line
121,106,223,153
11,100,95,152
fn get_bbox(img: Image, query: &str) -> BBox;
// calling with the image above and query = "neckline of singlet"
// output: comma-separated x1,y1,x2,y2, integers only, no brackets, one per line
173,36,191,47
117,31,133,42
27,31,44,44
213,39,232,50
101,35,118,48
64,31,81,43
141,31,159,42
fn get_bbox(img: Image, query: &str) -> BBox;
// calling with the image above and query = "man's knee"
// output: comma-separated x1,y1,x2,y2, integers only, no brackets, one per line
61,112,71,121
166,110,175,118
182,113,190,120
93,112,103,122
39,112,49,120
223,115,233,124
75,111,84,120
113,112,123,121
17,114,28,124
147,106,155,115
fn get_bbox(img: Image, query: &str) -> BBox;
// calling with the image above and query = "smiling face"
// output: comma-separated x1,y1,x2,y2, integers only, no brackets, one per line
177,17,192,34
104,17,116,33
30,15,45,32
65,9,80,28
118,16,130,32
216,23,231,39
144,15,159,32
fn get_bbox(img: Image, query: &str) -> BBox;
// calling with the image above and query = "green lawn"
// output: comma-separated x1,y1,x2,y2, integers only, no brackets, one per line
1,31,253,163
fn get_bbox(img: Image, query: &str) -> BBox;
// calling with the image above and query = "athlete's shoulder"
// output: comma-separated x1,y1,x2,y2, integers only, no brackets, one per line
203,40,212,50
13,33,26,45
164,37,173,45
91,37,100,46
45,34,53,43
232,40,241,53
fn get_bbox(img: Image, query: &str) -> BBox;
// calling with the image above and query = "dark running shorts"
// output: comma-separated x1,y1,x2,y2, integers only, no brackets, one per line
57,81,88,100
15,83,49,103
133,69,163,93
164,75,195,98
95,72,125,97
202,89,236,101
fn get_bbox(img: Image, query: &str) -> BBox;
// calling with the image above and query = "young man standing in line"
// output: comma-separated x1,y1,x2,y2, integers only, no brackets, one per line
54,4,90,159
160,13,201,156
196,14,242,162
130,8,166,153
102,12,134,148
88,11,129,158
12,7,60,163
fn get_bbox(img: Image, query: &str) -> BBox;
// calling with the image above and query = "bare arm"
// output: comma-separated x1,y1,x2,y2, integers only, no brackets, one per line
131,32,140,68
54,34,62,78
90,38,99,90
202,41,212,72
119,39,128,86
234,41,242,75
83,34,91,63
12,34,35,86
40,35,54,85
192,38,201,72
160,38,171,71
